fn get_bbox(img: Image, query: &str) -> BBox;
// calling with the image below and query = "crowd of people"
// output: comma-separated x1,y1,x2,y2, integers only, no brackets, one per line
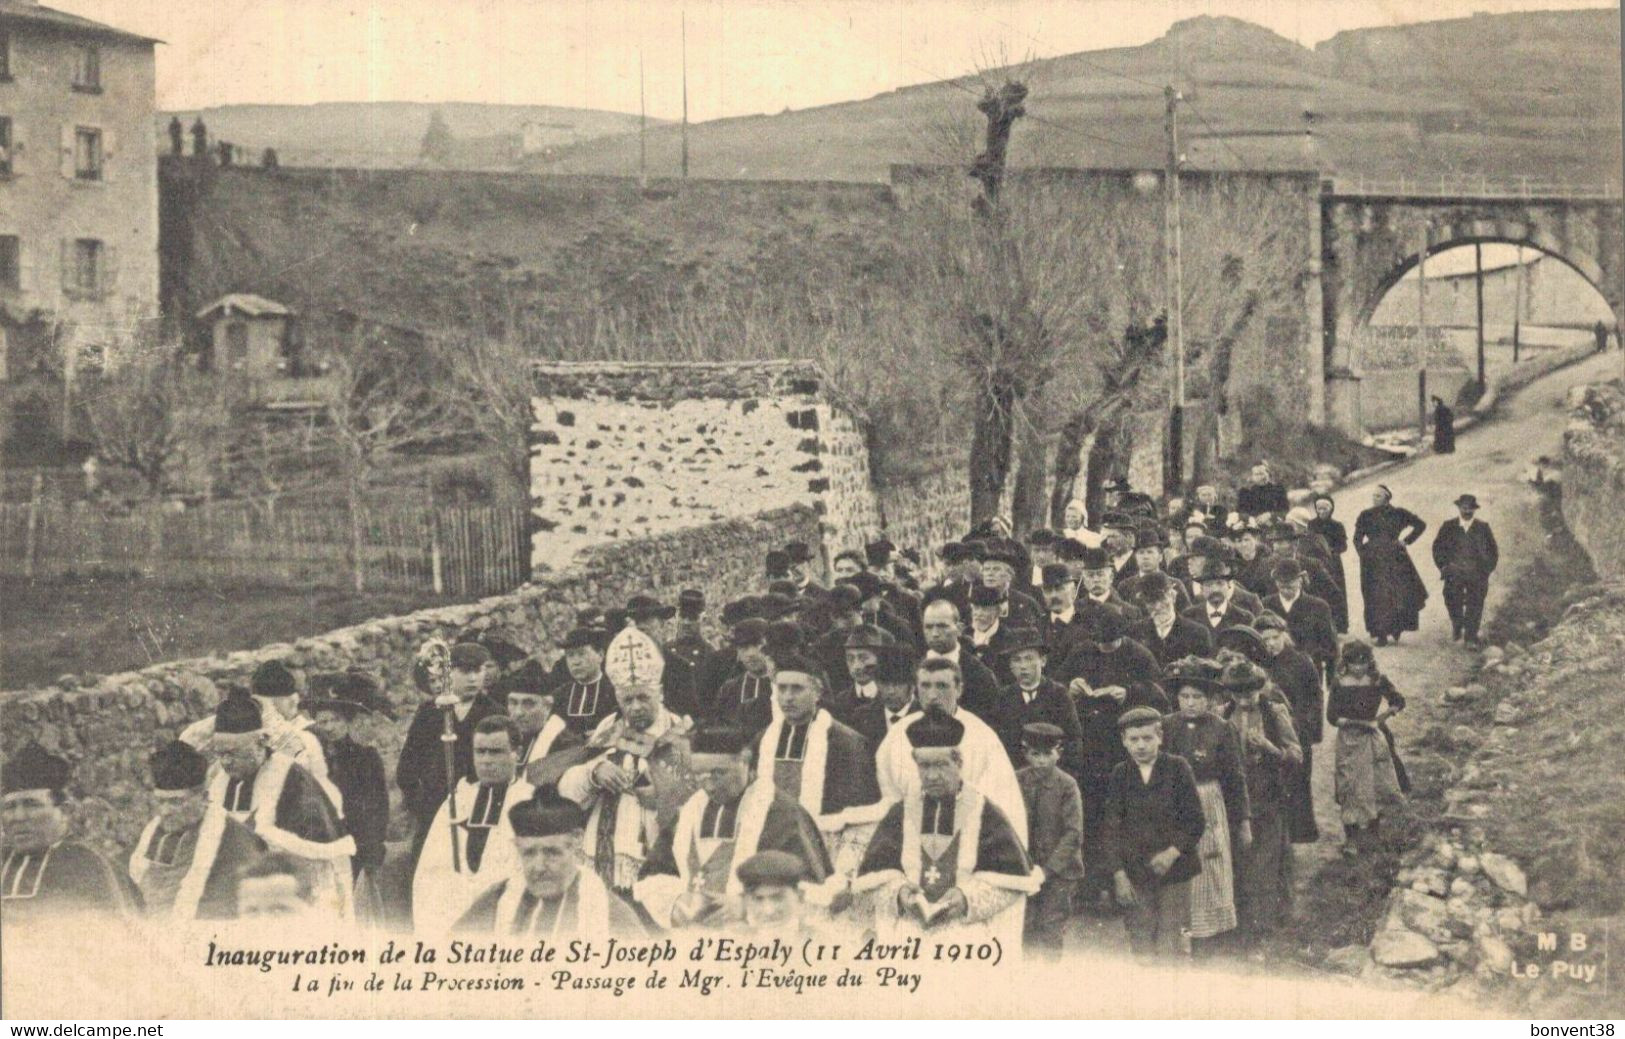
1,466,1502,961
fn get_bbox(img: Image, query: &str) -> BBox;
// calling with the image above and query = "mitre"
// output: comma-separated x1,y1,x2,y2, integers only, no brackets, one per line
603,625,664,691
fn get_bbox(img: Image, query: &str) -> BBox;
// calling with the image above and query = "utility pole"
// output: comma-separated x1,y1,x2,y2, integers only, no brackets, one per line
638,51,648,190
680,12,690,179
1474,240,1487,392
1418,223,1430,441
1512,243,1525,362
1164,85,1186,495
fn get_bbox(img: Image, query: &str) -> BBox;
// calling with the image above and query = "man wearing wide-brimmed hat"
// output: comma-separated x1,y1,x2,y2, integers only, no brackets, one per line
1430,492,1500,647
306,670,393,885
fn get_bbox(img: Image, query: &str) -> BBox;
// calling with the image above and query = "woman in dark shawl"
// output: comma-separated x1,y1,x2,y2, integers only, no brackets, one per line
1352,486,1428,645
1307,493,1350,633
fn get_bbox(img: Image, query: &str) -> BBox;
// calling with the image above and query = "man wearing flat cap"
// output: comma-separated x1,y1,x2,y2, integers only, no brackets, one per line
129,740,264,921
208,692,356,918
1101,707,1205,958
855,708,1041,947
2,743,132,923
1016,723,1085,958
635,724,831,930
1430,493,1499,647
398,640,505,850
454,791,647,937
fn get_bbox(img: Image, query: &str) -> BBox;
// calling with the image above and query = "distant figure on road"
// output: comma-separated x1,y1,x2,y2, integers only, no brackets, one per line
190,118,208,157
1595,320,1611,354
1353,485,1428,646
167,116,184,157
1431,396,1455,455
1430,493,1498,647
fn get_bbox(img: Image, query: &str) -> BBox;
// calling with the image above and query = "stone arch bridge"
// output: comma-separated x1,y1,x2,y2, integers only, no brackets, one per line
1321,180,1624,431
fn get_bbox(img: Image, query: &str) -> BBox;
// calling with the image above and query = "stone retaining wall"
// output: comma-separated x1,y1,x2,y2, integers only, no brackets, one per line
1561,380,1625,579
0,505,821,861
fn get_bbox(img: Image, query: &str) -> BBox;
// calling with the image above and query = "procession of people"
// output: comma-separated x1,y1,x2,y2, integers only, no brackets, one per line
2,469,1502,962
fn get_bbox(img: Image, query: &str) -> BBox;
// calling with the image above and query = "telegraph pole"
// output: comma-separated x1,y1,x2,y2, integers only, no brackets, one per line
1512,243,1525,362
1474,241,1487,392
680,13,690,179
1164,85,1186,494
1418,223,1430,441
638,51,648,189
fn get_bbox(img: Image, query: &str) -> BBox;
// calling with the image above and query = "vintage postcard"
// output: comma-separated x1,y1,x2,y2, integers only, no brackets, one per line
1,0,1621,1022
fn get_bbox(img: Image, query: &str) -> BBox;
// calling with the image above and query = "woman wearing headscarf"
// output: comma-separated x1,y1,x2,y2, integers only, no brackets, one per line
1161,657,1249,955
1327,641,1407,856
1352,485,1428,645
1307,493,1350,633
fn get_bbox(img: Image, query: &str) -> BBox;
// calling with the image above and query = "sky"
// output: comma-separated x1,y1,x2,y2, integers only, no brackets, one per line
52,0,1622,120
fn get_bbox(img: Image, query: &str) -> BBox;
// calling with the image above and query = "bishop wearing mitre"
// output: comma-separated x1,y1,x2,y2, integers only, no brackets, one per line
538,626,696,897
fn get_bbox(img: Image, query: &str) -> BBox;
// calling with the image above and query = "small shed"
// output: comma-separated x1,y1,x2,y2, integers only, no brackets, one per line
196,293,297,378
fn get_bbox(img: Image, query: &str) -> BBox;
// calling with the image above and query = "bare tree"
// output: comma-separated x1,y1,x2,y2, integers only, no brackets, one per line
325,335,451,590
79,340,230,497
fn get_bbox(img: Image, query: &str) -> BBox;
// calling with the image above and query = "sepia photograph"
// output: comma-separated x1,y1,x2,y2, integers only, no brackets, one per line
0,0,1621,1024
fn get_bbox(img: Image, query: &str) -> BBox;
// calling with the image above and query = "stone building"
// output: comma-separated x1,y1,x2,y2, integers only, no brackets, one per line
0,0,160,381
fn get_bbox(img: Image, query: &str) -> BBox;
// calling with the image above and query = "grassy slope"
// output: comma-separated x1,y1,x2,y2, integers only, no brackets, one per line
532,11,1622,183
0,575,453,688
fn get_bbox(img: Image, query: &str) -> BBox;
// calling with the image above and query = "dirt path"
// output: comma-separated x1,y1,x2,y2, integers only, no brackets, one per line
1299,351,1621,878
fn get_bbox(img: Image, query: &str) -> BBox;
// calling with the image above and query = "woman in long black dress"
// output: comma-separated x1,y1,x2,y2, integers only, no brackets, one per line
1307,493,1350,634
1352,486,1428,645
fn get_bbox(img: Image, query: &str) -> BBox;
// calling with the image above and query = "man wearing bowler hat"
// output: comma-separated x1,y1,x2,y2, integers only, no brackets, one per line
1430,493,1499,647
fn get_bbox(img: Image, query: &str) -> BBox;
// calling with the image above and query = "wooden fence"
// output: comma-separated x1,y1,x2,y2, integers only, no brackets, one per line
0,501,529,596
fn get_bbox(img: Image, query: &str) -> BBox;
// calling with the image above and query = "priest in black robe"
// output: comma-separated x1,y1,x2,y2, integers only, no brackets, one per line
2,744,132,924
1353,486,1429,644
128,740,264,921
854,708,1041,947
634,725,831,930
455,790,648,937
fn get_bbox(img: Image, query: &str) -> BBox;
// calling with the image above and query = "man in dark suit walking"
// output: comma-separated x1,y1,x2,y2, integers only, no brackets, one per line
1430,493,1500,646
1262,559,1339,681
1183,562,1256,634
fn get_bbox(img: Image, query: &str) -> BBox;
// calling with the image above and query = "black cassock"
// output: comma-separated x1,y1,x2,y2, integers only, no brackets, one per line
1353,504,1428,639
2,840,133,923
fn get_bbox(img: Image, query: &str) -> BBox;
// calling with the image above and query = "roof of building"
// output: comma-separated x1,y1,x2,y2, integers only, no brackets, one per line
196,293,294,320
0,2,160,45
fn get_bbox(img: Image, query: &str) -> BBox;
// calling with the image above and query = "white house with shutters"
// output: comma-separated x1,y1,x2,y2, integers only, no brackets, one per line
0,0,159,382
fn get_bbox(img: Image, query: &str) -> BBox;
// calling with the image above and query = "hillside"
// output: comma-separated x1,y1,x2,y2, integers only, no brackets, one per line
156,101,656,170
532,10,1622,184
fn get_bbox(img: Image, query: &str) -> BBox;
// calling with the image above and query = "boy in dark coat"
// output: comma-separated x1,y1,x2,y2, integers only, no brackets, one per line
1101,707,1205,958
1017,723,1084,959
991,627,1084,775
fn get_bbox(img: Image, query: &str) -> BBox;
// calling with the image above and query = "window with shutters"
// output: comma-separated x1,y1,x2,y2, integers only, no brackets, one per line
75,127,101,180
0,236,18,290
0,117,11,177
72,44,100,92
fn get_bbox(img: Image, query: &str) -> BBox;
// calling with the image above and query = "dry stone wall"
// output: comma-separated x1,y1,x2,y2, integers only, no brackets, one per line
0,505,821,861
529,361,884,571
